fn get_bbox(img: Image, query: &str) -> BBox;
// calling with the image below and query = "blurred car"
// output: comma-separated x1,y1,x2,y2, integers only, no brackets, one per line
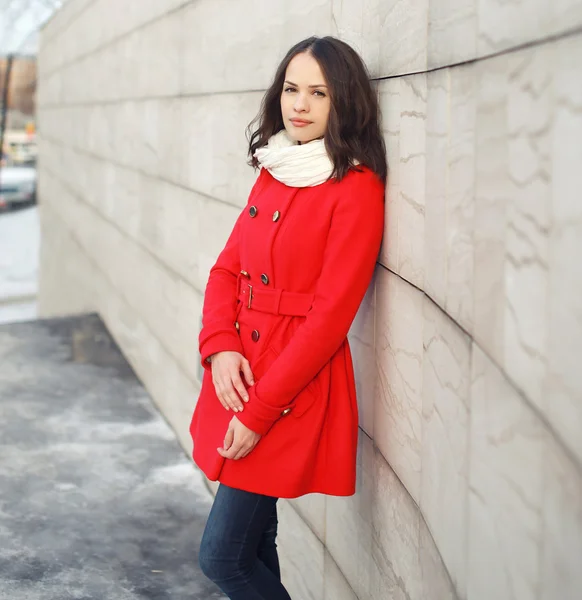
0,161,37,209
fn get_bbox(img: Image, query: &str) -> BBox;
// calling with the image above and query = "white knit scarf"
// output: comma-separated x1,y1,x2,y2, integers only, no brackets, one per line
253,129,334,187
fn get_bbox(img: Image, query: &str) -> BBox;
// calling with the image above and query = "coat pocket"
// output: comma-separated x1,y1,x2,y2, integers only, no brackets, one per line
251,344,321,419
267,344,321,419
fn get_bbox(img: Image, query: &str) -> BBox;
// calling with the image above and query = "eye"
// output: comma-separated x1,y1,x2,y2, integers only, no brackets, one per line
284,86,296,93
313,90,326,97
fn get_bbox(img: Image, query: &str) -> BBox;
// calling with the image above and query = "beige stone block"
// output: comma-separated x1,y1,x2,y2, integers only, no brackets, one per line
38,201,99,318
419,519,459,600
111,100,144,168
477,0,551,57
135,12,182,98
421,297,471,597
540,436,582,600
86,103,116,159
157,98,191,187
324,551,358,600
181,93,263,206
467,344,545,600
424,68,449,307
377,0,428,77
428,0,477,69
40,0,95,52
371,448,421,600
378,74,427,287
37,69,63,107
95,161,142,240
504,46,552,414
378,78,400,273
348,275,376,436
288,493,326,544
331,0,383,77
278,500,325,600
205,478,219,496
397,74,427,289
550,0,582,33
326,432,374,599
180,0,333,95
473,54,508,364
111,30,142,102
546,34,582,465
375,269,423,503
446,64,476,333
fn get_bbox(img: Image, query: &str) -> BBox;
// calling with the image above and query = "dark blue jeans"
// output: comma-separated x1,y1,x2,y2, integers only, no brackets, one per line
199,484,292,600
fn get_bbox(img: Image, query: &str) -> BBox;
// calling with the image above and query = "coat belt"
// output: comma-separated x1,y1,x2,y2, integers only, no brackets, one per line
237,280,313,317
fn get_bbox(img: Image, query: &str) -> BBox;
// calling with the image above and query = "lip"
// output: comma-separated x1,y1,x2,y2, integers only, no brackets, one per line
290,118,312,127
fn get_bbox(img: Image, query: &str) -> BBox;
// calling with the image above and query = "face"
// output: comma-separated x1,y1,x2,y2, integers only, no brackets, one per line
280,52,331,144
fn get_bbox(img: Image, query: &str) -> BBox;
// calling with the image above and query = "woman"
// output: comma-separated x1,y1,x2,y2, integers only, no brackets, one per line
191,35,387,599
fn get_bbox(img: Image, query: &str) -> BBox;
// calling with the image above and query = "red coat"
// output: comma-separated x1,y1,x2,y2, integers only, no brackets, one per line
190,165,385,498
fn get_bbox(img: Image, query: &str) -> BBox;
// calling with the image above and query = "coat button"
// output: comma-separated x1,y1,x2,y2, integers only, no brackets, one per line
234,321,240,331
261,273,269,285
249,206,258,218
251,330,260,342
272,210,281,222
240,270,250,278
281,407,292,416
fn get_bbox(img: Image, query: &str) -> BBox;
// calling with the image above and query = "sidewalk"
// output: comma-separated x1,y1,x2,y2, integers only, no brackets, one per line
0,313,225,600
0,205,39,325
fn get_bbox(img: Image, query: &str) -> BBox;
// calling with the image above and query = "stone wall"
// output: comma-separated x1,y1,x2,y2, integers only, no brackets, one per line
37,1,582,598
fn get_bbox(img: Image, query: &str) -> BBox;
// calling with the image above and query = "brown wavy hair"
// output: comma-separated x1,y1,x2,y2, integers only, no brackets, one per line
246,36,388,184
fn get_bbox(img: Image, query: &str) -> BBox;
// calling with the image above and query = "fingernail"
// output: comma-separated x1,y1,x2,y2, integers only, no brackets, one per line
239,406,244,412
233,407,238,413
243,396,249,402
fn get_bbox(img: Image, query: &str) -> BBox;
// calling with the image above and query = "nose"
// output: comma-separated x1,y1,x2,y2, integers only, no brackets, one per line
293,93,309,113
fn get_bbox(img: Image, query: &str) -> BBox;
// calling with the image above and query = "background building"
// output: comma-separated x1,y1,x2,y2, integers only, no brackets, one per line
36,1,582,599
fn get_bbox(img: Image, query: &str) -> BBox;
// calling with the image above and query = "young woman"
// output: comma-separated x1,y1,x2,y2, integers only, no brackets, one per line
191,35,388,600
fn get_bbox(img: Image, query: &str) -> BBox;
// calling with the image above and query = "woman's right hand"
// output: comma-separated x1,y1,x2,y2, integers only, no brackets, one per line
210,351,255,413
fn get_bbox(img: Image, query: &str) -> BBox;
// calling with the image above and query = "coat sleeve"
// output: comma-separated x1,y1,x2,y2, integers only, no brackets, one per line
236,170,385,435
198,171,263,370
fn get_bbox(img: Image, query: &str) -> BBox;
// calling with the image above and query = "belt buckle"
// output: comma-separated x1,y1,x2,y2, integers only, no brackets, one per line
247,284,254,309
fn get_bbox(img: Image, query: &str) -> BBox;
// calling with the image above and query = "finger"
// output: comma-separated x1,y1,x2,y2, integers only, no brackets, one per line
218,377,239,412
223,378,244,412
217,443,242,460
223,426,234,451
213,381,229,411
232,372,250,404
234,446,250,460
241,360,255,387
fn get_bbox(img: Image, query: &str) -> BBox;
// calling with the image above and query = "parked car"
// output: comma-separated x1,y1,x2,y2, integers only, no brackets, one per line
0,161,37,209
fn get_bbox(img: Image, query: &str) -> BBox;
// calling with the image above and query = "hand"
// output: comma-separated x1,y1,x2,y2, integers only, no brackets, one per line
210,351,254,413
217,416,261,460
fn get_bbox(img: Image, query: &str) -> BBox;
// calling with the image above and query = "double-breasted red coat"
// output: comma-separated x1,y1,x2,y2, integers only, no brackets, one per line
189,164,385,498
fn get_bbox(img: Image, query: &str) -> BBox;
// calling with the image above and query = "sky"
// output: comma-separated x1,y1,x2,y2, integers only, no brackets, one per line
0,0,63,56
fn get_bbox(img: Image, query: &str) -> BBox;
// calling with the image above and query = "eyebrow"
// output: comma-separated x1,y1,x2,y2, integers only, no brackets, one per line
284,80,328,89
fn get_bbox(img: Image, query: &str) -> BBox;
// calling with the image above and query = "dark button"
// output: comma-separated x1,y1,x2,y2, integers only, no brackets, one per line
251,330,260,342
249,206,258,218
234,321,240,331
261,273,269,285
240,270,250,278
281,407,292,416
272,210,281,222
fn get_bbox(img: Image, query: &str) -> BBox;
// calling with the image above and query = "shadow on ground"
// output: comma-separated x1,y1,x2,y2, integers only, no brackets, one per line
0,313,225,600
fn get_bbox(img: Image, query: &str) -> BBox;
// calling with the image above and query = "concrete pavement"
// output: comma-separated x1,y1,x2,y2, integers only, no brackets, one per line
0,313,225,599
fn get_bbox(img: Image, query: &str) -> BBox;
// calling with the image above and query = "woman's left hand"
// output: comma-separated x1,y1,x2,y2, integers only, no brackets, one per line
217,416,261,460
